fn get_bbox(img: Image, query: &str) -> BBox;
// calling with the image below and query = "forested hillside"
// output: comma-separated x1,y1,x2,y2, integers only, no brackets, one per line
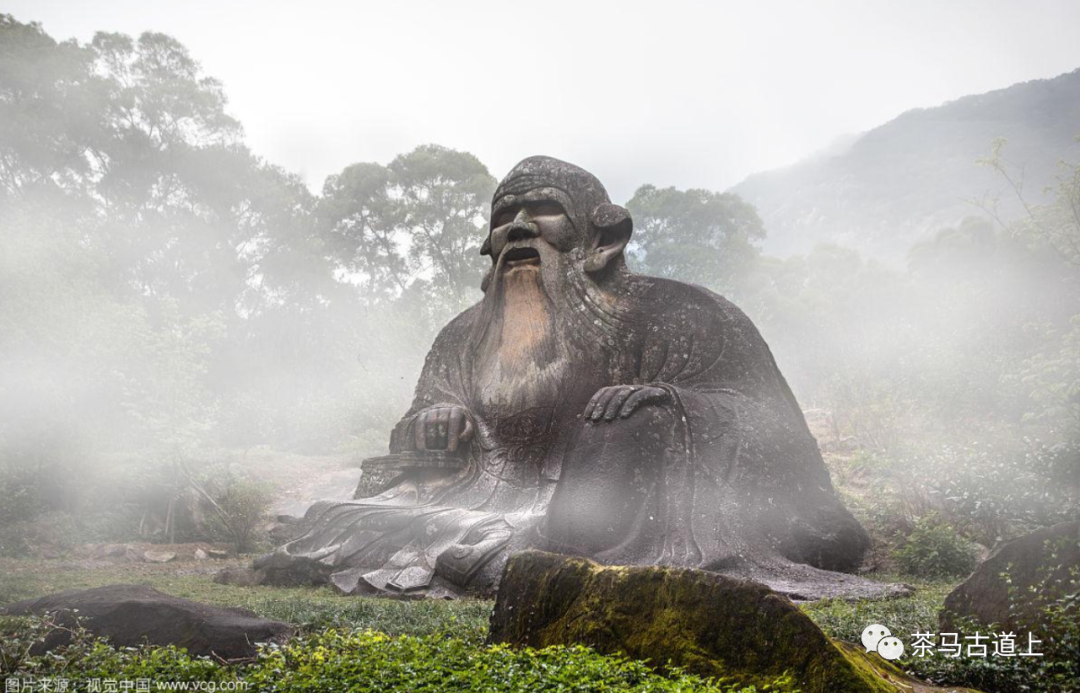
733,68,1080,259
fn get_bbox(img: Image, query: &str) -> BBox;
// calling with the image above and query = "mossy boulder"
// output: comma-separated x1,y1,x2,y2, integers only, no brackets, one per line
489,551,982,693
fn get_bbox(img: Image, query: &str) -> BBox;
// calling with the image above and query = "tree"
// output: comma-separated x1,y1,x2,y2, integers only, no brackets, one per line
318,144,496,321
625,184,765,297
0,15,104,199
389,145,496,317
980,138,1080,269
319,162,406,300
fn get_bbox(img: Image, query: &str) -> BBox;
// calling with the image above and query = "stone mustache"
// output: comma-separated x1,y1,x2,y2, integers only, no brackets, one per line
257,156,875,599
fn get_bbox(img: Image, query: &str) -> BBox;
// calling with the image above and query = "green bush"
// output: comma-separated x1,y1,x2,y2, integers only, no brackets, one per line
894,515,977,579
2,618,798,693
199,467,274,553
901,608,1080,693
927,443,1079,545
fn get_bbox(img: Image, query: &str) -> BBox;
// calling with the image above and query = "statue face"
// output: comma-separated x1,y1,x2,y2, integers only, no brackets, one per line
487,187,582,277
483,157,633,292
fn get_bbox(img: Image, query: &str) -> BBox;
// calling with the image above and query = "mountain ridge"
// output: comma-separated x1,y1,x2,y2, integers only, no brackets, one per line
731,68,1080,260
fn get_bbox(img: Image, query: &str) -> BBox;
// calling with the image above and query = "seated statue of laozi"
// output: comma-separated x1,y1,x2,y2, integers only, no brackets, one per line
257,156,896,600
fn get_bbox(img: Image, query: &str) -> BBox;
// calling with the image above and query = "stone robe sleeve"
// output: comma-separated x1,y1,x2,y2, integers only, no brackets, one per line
632,282,867,572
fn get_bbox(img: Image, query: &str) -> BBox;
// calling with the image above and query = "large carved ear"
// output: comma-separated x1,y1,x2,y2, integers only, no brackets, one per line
585,203,632,273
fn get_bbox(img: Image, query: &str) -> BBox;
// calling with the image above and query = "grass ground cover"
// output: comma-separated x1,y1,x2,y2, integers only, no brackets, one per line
1,558,1067,692
0,558,491,642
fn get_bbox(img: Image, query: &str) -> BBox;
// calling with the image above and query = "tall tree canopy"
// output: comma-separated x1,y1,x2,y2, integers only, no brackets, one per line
625,184,765,296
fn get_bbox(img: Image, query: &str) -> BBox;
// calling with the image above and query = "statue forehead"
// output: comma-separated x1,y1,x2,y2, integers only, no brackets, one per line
491,187,574,217
493,156,610,210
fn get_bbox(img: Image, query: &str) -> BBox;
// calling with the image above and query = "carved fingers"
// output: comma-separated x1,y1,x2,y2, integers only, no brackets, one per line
584,385,670,423
411,405,474,451
446,406,474,452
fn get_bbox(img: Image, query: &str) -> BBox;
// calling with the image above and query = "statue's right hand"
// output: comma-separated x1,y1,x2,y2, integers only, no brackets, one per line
409,405,475,452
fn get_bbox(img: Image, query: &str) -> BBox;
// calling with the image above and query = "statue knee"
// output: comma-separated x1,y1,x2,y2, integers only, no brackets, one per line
544,403,678,554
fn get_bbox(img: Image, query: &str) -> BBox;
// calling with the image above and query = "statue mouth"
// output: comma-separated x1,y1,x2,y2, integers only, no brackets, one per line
502,247,541,269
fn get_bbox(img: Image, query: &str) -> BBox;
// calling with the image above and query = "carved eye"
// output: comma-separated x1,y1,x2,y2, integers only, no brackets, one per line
493,208,518,228
529,201,565,217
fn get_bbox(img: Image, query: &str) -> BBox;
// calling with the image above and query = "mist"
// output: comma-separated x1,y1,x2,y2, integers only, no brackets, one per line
0,11,1077,557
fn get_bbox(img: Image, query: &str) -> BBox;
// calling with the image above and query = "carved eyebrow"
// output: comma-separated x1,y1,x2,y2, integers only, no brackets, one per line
527,199,567,214
491,196,518,220
491,202,521,225
491,196,566,224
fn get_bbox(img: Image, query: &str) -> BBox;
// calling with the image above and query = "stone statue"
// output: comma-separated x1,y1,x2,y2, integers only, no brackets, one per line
257,156,889,600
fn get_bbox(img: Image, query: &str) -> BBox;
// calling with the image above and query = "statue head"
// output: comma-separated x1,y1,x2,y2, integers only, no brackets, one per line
480,156,633,292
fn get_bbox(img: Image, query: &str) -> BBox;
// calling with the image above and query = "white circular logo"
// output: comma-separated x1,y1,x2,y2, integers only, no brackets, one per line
861,624,891,653
877,636,905,661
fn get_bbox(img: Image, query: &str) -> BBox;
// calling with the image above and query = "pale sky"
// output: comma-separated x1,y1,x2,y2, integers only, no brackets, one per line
9,0,1080,202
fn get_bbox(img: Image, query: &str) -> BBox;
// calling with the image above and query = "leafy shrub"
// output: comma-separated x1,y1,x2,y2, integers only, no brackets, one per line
901,609,1080,693
0,461,44,557
197,466,273,553
0,511,79,558
2,619,799,693
894,514,977,578
922,442,1078,546
249,630,798,693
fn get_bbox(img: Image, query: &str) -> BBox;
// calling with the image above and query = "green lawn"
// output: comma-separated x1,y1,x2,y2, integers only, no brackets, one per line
0,559,958,646
7,558,1057,692
798,574,956,642
0,557,492,643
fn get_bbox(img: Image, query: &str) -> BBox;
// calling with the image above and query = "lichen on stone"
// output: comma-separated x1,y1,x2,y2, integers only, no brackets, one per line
489,551,984,693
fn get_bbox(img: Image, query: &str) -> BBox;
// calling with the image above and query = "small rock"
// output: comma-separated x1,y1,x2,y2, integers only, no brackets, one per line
143,550,176,563
194,548,208,560
207,548,230,560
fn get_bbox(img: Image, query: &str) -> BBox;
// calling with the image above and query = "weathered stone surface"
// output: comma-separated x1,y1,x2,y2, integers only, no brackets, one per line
1,584,292,659
257,156,880,599
941,520,1079,632
142,550,175,563
489,552,982,693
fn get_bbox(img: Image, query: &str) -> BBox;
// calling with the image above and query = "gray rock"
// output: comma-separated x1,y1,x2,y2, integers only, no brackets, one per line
213,567,266,587
941,520,1080,633
1,584,293,659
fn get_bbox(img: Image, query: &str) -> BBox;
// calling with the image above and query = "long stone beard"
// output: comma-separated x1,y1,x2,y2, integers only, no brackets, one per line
469,246,632,415
470,252,571,413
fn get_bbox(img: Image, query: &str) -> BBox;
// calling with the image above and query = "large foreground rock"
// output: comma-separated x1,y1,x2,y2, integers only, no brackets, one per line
1,584,293,659
489,551,981,693
941,520,1079,632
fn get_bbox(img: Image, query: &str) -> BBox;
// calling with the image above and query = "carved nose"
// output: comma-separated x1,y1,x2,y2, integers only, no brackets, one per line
506,219,538,243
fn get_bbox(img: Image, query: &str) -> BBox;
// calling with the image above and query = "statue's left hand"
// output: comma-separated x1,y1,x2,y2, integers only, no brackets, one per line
410,404,475,452
584,385,670,423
